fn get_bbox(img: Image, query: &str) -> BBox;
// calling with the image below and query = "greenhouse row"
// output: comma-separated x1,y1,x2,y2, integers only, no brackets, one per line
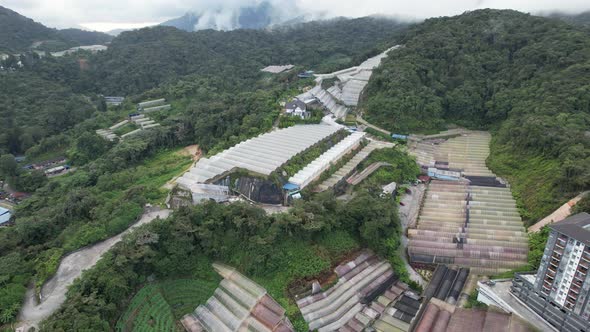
288,132,365,189
414,300,530,332
409,132,495,177
178,124,341,185
181,264,294,332
295,250,423,332
409,180,528,271
316,140,394,192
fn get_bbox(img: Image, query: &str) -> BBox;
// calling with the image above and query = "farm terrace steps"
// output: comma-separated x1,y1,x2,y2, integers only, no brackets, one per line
297,251,422,332
316,140,395,192
181,264,294,332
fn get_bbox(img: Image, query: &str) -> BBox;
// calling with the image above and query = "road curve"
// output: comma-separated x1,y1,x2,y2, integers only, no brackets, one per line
17,208,171,330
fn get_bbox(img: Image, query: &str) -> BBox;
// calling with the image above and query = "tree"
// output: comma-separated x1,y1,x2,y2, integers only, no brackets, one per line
0,154,18,178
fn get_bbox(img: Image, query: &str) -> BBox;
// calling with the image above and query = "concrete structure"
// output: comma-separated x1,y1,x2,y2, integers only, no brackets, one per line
507,214,590,331
175,182,230,204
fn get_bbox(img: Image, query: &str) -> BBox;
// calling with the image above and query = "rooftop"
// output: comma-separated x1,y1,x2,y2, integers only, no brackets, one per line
550,212,590,246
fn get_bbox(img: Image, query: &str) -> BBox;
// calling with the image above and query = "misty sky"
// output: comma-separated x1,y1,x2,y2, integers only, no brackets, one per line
1,0,589,31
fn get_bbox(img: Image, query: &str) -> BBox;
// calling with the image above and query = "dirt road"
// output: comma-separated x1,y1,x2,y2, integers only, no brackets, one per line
17,208,171,330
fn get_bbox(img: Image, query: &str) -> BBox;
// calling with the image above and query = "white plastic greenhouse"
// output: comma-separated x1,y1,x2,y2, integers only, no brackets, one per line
288,132,366,189
178,125,341,185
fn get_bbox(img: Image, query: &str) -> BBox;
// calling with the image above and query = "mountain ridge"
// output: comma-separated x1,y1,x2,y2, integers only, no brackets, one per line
0,5,112,53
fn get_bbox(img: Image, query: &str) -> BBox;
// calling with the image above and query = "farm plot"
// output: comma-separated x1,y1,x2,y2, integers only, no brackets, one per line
160,279,220,319
116,279,218,332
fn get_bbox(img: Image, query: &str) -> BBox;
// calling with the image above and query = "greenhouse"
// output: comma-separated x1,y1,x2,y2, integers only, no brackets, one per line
177,125,341,185
297,250,423,332
408,132,528,274
181,263,293,332
288,132,366,189
316,140,394,192
414,299,531,332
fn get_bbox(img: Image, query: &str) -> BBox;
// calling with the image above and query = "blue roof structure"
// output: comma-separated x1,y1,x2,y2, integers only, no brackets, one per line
282,183,300,191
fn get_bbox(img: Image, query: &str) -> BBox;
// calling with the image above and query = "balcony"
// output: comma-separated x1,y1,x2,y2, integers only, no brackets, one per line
570,284,580,294
555,241,565,250
579,260,589,270
547,268,556,277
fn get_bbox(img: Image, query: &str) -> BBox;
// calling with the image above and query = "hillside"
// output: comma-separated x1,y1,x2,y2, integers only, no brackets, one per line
0,5,112,53
548,10,590,27
48,17,408,95
362,9,590,222
0,16,407,156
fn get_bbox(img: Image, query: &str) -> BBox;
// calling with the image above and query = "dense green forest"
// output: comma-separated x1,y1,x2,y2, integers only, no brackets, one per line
0,5,112,53
363,9,590,222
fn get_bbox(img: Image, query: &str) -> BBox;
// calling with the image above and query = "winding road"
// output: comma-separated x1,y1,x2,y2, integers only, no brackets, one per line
17,208,171,330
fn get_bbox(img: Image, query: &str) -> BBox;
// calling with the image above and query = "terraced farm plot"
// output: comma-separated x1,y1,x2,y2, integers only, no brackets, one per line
117,279,218,332
160,279,220,319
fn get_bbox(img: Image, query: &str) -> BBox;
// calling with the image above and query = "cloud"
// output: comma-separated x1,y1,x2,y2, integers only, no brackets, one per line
0,0,589,31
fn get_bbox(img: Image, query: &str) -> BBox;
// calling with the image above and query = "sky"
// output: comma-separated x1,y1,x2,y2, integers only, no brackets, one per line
1,0,589,31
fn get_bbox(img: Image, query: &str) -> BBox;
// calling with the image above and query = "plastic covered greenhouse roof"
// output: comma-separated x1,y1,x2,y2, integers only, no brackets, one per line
181,263,294,332
289,132,366,189
177,125,341,185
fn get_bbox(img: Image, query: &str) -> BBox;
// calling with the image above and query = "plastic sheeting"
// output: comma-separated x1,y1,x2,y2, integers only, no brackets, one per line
183,263,293,332
178,125,340,185
288,132,365,188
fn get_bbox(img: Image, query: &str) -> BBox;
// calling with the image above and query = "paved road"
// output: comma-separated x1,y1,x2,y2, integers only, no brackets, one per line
357,115,391,135
17,208,171,330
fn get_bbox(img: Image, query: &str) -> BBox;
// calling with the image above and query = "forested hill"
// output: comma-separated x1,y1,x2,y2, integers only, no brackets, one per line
0,5,112,53
362,9,590,222
0,16,407,155
55,17,408,95
549,11,590,28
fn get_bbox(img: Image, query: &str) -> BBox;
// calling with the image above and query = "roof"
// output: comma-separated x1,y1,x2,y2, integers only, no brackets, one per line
282,183,299,190
178,125,340,185
0,208,11,225
285,99,306,110
550,212,590,245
